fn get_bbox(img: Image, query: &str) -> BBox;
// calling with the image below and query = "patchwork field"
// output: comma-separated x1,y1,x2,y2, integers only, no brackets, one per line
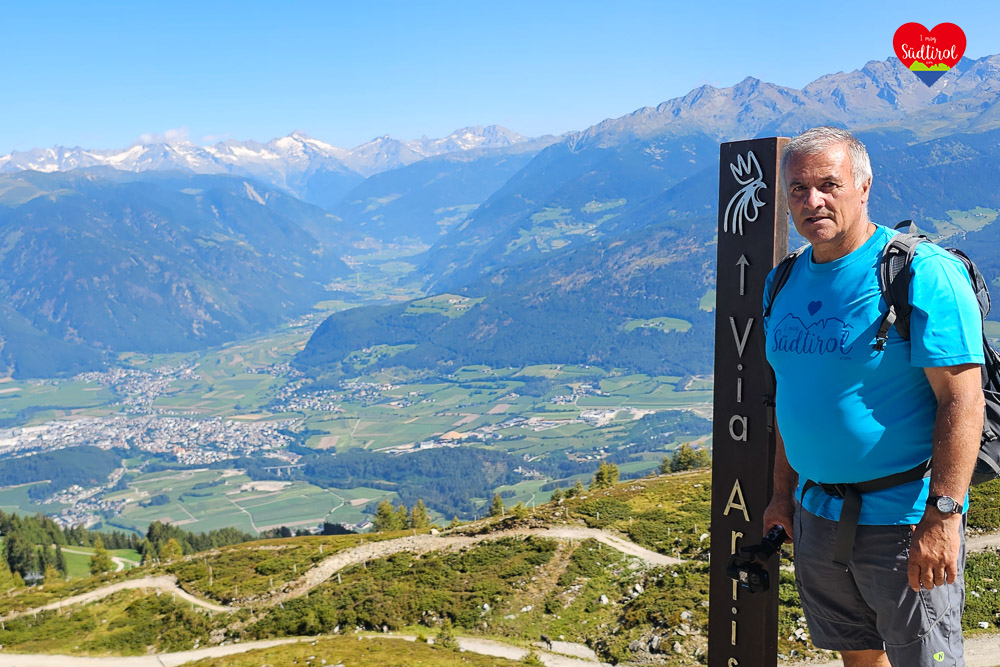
107,469,394,534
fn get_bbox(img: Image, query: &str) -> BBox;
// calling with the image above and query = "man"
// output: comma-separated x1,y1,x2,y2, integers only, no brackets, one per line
761,127,985,667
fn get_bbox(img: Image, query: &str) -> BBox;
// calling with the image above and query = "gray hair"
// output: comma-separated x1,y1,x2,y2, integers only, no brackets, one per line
779,126,872,191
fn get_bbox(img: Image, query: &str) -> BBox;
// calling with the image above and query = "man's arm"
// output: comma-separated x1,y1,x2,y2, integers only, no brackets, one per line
907,363,984,592
762,422,798,539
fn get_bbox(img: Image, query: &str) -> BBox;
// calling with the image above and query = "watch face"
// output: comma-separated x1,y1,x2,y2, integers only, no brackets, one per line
935,496,958,513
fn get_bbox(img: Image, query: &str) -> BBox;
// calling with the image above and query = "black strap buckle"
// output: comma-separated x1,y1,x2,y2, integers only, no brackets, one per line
817,482,849,499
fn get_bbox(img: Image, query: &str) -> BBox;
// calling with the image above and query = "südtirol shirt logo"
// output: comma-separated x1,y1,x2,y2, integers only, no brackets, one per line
770,308,855,357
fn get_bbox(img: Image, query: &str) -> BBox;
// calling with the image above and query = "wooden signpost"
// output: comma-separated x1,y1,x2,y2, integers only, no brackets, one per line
708,137,789,667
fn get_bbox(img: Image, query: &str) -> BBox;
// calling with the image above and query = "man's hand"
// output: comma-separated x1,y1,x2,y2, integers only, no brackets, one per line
907,510,963,591
762,493,795,540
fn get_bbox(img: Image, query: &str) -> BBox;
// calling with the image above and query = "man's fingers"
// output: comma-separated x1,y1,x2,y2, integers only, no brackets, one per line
907,559,921,592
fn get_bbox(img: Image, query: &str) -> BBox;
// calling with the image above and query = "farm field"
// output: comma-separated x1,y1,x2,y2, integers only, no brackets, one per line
0,482,66,515
295,364,711,462
0,380,116,423
107,469,394,535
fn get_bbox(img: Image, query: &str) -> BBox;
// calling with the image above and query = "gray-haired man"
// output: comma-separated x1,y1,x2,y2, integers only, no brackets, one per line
762,127,984,666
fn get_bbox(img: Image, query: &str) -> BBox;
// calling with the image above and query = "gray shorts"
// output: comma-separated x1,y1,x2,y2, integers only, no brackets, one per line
793,504,966,666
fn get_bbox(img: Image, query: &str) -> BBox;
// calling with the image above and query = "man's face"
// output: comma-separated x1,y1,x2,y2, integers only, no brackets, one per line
785,144,872,262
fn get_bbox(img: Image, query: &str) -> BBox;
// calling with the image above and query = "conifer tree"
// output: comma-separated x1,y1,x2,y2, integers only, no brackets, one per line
447,516,461,529
141,540,158,565
670,443,712,472
659,455,672,475
373,500,401,532
3,531,36,578
43,565,62,586
39,544,57,571
437,617,458,649
489,493,505,518
159,538,183,562
394,502,409,530
550,487,565,502
408,499,430,530
0,555,17,591
590,461,619,489
55,544,68,575
89,538,114,575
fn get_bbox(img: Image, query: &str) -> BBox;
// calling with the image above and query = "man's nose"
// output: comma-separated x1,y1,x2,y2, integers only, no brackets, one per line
803,187,825,209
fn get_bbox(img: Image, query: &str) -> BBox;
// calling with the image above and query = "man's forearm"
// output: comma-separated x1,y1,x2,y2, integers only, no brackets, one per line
909,364,982,590
928,391,983,502
773,424,799,499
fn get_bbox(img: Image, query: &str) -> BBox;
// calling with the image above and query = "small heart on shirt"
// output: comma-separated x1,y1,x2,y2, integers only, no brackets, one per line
808,301,822,316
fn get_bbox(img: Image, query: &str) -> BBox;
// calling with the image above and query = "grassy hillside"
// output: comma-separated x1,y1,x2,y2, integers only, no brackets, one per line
0,471,996,665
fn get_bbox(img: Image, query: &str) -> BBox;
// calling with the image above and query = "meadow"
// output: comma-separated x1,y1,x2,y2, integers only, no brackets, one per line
105,469,391,535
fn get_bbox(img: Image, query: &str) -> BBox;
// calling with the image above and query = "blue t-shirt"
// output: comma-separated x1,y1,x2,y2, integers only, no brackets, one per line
763,224,984,524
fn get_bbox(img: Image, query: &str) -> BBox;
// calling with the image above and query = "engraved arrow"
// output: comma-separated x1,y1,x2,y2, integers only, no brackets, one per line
737,255,749,296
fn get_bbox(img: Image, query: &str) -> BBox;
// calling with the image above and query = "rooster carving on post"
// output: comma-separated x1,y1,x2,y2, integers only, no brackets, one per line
723,151,767,235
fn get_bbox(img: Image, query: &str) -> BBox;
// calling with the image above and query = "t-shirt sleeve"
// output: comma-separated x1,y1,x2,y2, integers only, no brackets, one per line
908,246,984,367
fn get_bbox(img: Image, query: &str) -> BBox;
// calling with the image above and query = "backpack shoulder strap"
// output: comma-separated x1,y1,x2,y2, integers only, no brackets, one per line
764,245,808,321
874,233,928,349
762,245,808,434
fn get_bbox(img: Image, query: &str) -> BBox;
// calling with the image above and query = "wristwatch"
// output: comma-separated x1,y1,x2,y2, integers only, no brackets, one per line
927,495,963,514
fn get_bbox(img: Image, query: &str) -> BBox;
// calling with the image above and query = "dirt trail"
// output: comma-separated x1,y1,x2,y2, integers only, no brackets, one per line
0,576,231,622
0,638,301,666
264,525,682,606
456,636,611,666
968,531,1000,552
778,633,1000,667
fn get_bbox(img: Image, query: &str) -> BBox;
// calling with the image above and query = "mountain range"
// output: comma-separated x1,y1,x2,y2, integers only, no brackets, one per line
4,54,1000,378
0,126,540,211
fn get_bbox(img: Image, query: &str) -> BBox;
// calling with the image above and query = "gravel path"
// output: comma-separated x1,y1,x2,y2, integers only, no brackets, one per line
457,637,611,666
778,633,1000,667
0,576,231,622
0,638,301,666
264,525,681,606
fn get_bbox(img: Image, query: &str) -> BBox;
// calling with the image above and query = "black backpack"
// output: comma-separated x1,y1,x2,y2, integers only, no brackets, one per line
763,226,1000,567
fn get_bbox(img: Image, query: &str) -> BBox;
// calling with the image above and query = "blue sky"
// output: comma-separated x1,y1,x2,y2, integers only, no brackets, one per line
2,1,999,154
